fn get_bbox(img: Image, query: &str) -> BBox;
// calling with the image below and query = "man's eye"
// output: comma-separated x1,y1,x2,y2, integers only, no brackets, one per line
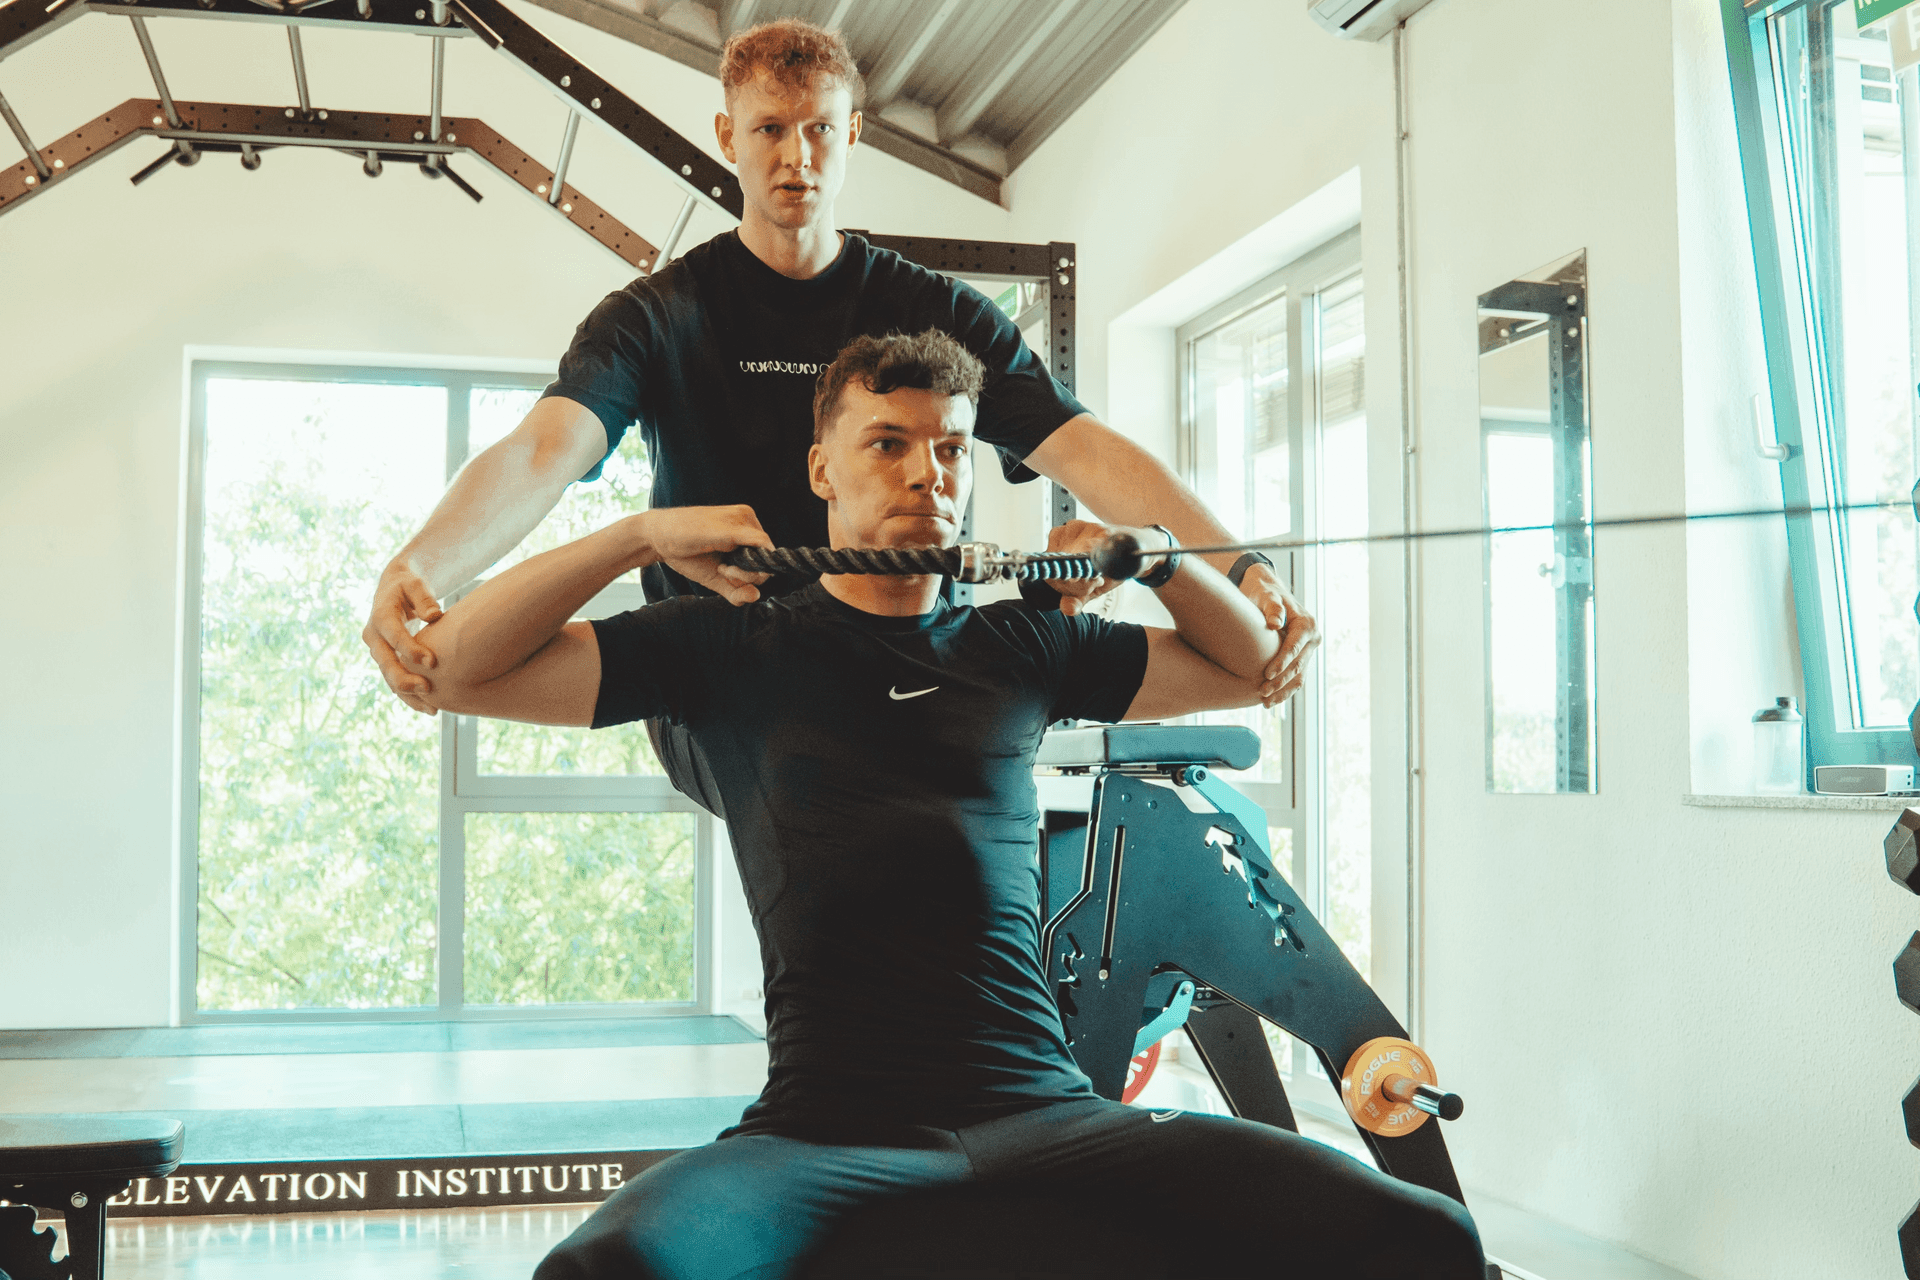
813,124,834,135
945,445,968,459
872,438,897,451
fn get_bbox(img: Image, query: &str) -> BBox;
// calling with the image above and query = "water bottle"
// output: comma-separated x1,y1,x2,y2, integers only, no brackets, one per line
1752,696,1804,794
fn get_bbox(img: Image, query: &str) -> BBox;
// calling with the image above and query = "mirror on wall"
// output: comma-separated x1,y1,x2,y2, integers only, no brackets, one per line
1478,250,1597,794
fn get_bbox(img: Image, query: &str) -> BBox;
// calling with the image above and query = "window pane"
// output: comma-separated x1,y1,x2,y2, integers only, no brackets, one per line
197,378,445,1010
468,386,541,457
1317,272,1370,981
470,387,662,776
463,812,697,1005
477,720,663,776
1191,291,1294,788
1190,293,1290,540
1769,4,1920,729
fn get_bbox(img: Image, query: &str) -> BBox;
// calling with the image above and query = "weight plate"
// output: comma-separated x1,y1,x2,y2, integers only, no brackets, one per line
1121,1040,1162,1105
1341,1035,1438,1137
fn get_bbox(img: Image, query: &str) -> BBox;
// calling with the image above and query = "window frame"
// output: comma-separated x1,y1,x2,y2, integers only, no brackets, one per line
1174,226,1363,952
180,357,713,1025
1724,0,1920,774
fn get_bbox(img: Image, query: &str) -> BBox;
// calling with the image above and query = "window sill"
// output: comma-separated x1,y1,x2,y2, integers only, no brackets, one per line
1683,792,1919,812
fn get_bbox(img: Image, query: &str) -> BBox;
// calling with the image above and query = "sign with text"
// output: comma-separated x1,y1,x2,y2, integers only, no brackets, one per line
91,1150,681,1217
1858,0,1920,30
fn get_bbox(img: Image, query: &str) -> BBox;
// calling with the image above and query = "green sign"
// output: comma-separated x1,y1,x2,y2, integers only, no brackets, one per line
1857,0,1920,29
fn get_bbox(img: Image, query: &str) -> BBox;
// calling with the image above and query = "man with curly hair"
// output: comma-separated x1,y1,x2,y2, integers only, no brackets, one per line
403,329,1484,1280
366,17,1319,816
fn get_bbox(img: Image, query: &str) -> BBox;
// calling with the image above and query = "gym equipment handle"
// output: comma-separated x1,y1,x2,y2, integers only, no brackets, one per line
722,542,1112,585
1382,1073,1465,1122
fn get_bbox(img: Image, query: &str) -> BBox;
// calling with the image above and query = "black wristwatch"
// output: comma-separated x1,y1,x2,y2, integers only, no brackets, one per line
1137,525,1181,589
1228,551,1274,588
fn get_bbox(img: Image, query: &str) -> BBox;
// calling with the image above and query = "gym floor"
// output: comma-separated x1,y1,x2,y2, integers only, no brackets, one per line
7,1023,1380,1276
99,1205,593,1278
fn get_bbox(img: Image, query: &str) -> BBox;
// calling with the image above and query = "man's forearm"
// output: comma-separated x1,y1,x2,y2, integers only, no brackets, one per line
394,398,608,597
421,517,653,688
1149,547,1280,681
1026,415,1241,575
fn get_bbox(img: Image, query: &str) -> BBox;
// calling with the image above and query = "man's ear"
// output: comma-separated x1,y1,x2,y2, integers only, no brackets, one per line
847,110,862,151
808,442,835,501
716,111,736,164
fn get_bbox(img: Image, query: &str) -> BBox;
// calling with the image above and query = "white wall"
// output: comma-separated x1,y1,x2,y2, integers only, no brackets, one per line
1004,2,1911,1278
4,2,1915,1277
1404,2,1909,1278
0,0,1011,1030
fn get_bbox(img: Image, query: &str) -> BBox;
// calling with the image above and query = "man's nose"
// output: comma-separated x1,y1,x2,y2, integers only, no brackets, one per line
905,445,944,492
783,129,812,171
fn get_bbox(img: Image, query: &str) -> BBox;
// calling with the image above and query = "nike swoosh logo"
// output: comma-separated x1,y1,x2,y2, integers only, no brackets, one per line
889,686,939,701
1149,1110,1180,1123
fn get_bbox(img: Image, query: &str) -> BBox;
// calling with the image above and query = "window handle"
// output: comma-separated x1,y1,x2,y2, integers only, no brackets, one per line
1753,392,1790,462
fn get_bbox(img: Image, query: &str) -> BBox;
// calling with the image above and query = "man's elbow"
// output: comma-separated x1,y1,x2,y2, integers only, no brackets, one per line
415,677,483,717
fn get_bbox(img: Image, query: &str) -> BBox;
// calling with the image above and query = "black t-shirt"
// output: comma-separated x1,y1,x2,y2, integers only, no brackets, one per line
545,231,1089,601
591,584,1149,1136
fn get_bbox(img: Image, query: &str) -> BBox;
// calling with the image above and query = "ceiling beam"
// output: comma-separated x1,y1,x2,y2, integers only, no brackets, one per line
865,0,961,105
938,0,1076,143
1005,0,1183,171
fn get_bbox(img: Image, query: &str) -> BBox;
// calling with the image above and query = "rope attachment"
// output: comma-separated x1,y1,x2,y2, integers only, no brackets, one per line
723,542,1104,584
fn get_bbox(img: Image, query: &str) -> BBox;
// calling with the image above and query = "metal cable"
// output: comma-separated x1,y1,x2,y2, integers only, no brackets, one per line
719,500,1908,587
1116,498,1910,564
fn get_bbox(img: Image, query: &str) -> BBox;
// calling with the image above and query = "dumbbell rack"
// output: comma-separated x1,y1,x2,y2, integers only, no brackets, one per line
1890,811,1920,1273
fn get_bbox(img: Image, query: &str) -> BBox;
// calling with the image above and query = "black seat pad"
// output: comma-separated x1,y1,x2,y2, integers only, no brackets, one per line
0,1115,184,1182
803,1183,1173,1279
1035,724,1261,771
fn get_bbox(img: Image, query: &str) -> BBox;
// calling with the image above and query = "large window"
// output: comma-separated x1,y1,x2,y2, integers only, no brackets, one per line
1726,0,1920,773
1177,230,1370,994
184,362,708,1019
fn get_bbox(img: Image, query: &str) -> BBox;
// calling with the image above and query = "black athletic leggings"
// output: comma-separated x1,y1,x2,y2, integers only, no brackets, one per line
532,1097,1485,1280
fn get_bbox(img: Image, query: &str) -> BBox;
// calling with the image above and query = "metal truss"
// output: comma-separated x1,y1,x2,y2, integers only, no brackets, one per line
0,0,1079,515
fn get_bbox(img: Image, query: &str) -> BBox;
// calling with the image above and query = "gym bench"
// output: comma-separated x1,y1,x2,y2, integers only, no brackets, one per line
0,1114,183,1280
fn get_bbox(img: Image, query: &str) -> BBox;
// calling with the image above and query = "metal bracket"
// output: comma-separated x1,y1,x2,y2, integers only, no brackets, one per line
0,98,661,269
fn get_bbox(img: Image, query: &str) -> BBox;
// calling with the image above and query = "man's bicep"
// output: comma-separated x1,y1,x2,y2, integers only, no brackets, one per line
1123,629,1261,722
519,396,613,484
441,621,601,726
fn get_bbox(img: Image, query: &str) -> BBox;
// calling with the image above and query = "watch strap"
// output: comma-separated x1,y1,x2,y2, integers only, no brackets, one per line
1137,525,1181,589
1228,551,1275,589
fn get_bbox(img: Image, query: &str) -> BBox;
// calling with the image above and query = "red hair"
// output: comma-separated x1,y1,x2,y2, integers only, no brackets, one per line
720,18,865,109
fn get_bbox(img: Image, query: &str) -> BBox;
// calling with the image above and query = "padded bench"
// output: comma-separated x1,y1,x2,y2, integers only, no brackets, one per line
0,1114,183,1280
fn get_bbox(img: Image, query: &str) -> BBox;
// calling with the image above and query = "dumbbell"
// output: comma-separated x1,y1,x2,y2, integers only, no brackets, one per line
1899,934,1920,1015
1339,1036,1464,1137
1891,811,1920,895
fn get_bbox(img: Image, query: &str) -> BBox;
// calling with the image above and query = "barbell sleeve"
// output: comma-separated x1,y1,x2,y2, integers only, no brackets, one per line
1382,1073,1464,1121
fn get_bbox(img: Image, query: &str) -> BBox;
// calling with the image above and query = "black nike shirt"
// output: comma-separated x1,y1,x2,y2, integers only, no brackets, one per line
591,584,1150,1136
544,231,1089,602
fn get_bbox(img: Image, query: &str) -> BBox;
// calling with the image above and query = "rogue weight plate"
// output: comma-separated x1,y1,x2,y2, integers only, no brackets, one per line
1341,1035,1441,1138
